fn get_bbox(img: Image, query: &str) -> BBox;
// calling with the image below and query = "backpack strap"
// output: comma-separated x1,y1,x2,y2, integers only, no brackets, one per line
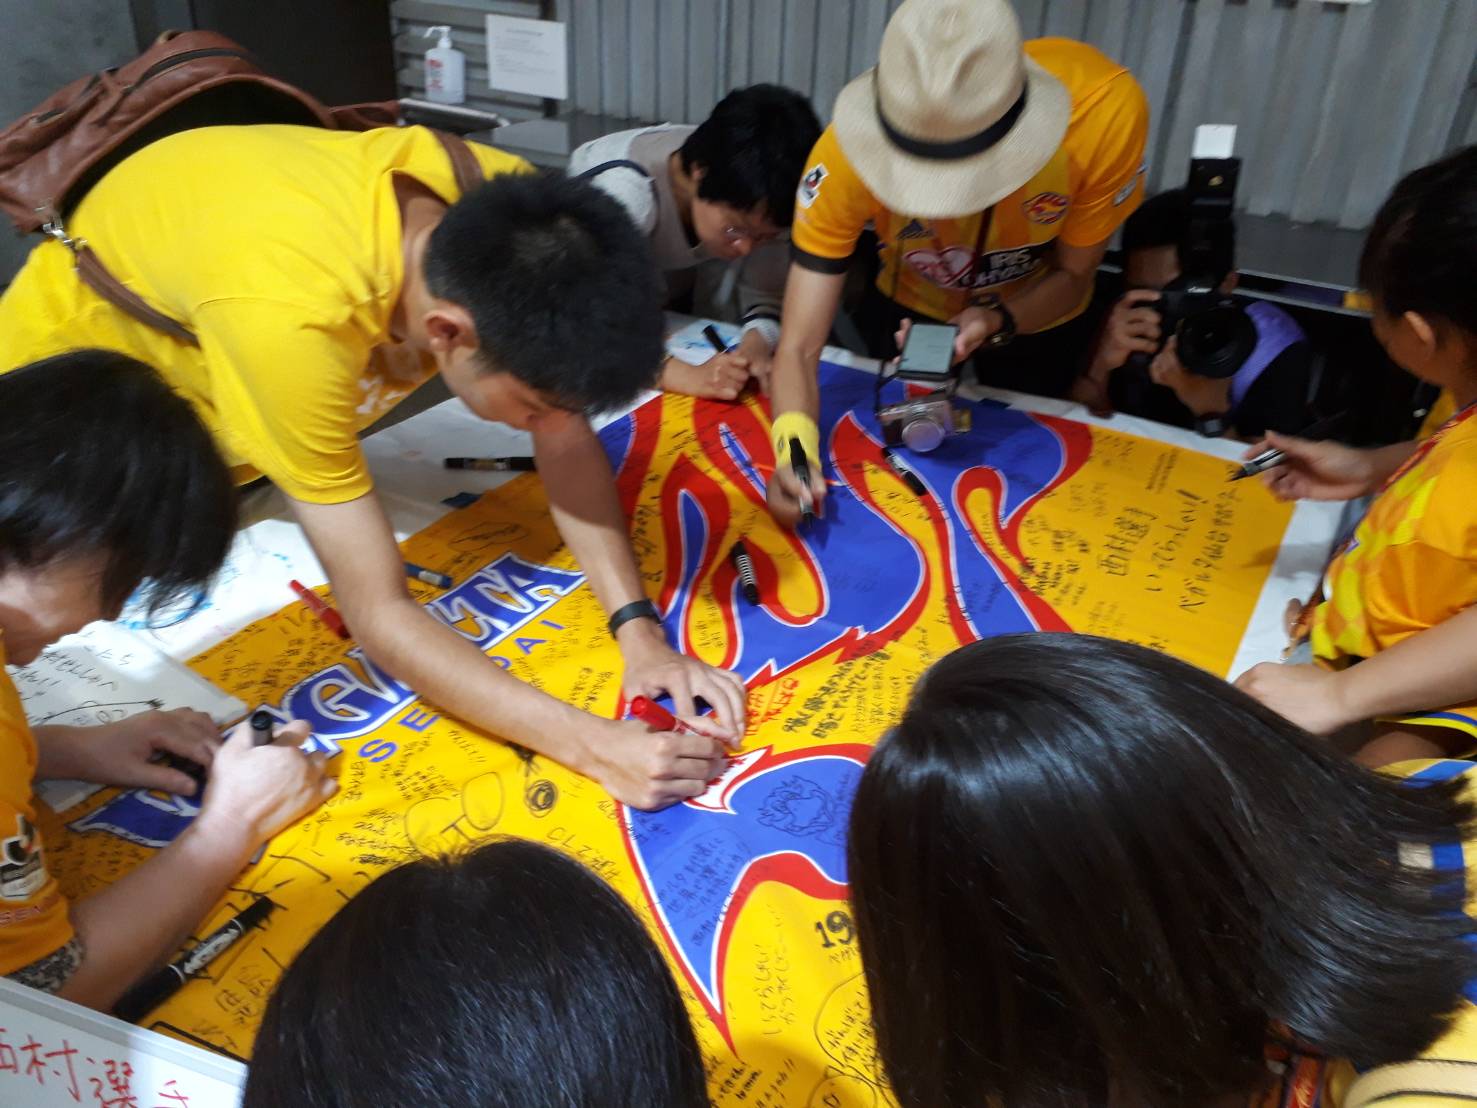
76,245,198,346
38,209,199,345
431,130,486,197
576,158,659,208
46,129,484,346
1344,1058,1477,1107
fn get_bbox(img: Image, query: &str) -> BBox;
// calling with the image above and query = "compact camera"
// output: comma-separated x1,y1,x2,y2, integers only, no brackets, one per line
879,390,973,452
877,321,973,452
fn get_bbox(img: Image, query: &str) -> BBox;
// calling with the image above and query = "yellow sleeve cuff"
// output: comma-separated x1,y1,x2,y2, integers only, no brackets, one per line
770,411,821,472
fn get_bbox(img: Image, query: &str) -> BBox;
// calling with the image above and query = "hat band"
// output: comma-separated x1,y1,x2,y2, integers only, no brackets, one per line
875,84,1028,161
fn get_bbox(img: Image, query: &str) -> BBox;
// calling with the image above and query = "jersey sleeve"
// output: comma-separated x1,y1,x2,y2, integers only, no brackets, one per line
790,126,880,275
194,300,376,504
1059,71,1150,248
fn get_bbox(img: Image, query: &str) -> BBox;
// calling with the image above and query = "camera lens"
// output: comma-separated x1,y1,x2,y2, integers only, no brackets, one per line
1177,304,1257,379
901,416,947,452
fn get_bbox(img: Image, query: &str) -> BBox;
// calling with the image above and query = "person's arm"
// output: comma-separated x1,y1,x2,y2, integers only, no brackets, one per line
1243,433,1417,502
766,264,845,527
1236,604,1477,736
533,412,747,728
55,721,332,1010
34,708,221,796
290,490,730,809
733,240,790,393
950,237,1113,361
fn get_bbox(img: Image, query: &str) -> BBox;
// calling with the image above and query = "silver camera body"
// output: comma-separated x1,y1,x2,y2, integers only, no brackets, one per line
879,390,973,452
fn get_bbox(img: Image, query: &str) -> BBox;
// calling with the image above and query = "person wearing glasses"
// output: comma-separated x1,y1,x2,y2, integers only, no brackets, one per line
569,85,822,403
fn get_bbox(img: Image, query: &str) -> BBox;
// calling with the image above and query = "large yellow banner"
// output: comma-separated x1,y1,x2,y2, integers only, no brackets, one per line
41,362,1292,1105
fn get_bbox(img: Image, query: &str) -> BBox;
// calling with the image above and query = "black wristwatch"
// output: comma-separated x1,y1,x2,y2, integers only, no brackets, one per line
981,295,1017,348
1194,412,1231,438
607,598,661,638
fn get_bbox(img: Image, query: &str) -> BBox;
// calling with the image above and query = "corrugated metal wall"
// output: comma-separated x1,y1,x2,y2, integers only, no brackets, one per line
393,0,1477,230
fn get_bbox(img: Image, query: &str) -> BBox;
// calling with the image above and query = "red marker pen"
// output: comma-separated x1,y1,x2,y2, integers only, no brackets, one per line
629,696,700,735
289,579,350,641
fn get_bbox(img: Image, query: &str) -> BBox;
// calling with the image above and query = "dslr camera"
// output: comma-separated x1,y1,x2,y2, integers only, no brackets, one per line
878,321,973,452
1135,127,1257,379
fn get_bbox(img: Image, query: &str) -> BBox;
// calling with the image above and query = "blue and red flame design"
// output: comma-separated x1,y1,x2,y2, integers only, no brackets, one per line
606,361,1090,1048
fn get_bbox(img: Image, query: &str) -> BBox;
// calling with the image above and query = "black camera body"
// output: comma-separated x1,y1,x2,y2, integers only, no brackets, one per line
1133,152,1257,379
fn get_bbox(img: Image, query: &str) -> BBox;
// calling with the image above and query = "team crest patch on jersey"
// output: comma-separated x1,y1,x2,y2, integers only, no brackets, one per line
798,164,827,209
1,814,47,901
1023,191,1069,225
897,219,932,240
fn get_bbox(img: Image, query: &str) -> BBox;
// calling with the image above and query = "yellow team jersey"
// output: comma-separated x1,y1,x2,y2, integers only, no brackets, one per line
791,38,1148,327
1311,403,1477,738
0,126,530,504
0,637,74,981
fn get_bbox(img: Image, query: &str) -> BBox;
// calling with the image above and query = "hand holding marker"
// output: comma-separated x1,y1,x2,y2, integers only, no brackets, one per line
1229,412,1346,482
789,438,817,526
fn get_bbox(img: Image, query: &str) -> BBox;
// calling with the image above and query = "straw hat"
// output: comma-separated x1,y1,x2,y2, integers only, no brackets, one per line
832,0,1072,219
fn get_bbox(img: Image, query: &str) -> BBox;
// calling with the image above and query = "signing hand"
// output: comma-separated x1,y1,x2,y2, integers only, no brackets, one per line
618,619,746,735
34,708,222,795
195,719,337,847
1234,662,1354,736
585,715,732,810
660,352,751,402
1243,432,1383,502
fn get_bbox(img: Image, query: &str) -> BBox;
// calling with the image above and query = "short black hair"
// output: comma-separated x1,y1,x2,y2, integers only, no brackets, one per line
1121,187,1238,271
849,633,1477,1108
244,840,709,1108
0,350,236,616
679,84,822,228
424,170,667,413
1360,145,1477,335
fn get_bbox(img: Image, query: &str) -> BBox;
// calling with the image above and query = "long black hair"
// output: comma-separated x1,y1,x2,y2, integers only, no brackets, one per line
0,350,236,615
1360,145,1477,335
244,839,710,1108
848,633,1477,1108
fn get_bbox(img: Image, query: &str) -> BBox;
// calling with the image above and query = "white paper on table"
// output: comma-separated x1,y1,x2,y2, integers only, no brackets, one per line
667,319,741,365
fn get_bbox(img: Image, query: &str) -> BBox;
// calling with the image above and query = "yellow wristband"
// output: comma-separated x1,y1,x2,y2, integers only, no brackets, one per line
770,412,821,472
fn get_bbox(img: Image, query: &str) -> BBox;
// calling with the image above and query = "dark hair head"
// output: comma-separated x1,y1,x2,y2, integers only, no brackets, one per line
1360,145,1477,335
1121,187,1238,273
679,84,822,228
0,350,235,616
244,839,709,1108
848,633,1477,1108
424,170,667,413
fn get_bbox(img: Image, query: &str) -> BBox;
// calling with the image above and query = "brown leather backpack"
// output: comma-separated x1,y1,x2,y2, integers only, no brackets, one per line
0,29,482,344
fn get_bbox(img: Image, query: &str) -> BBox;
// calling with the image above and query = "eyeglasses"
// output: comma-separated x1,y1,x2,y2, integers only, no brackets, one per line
720,223,780,246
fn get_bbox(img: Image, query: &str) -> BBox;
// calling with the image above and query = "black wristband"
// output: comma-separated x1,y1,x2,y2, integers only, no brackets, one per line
607,598,661,638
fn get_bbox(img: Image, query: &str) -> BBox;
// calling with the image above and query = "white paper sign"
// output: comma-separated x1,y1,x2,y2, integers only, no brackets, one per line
485,15,568,100
0,976,245,1107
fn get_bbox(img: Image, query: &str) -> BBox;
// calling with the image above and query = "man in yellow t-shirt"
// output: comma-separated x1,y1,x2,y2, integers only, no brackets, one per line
767,0,1148,527
0,124,742,811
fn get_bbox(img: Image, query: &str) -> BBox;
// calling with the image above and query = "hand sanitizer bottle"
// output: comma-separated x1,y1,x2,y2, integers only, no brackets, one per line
423,25,466,106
